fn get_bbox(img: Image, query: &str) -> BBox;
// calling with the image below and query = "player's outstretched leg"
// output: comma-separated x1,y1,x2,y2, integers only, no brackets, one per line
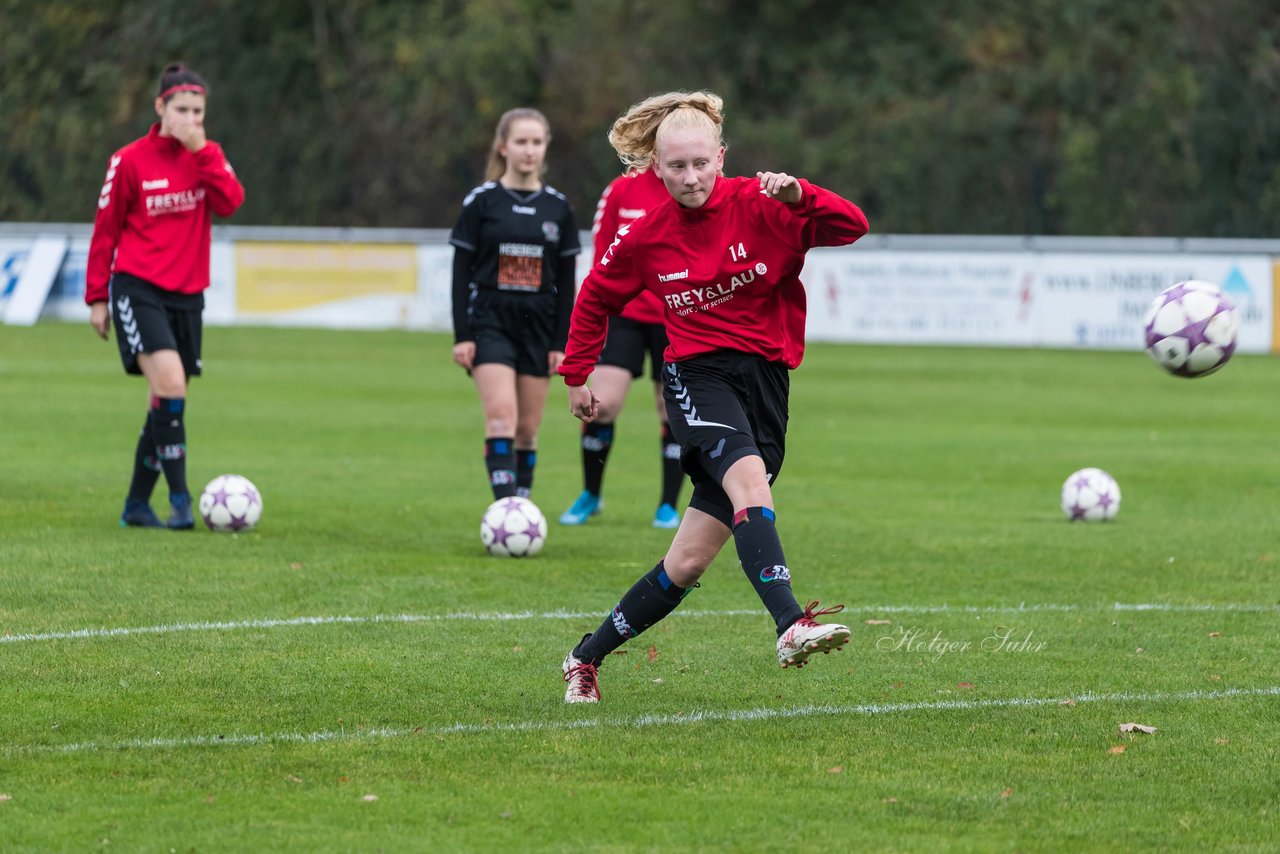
560,561,689,702
775,600,851,669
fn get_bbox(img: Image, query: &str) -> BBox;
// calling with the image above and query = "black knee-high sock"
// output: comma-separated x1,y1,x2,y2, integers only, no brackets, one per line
733,506,804,634
149,397,188,498
659,423,683,507
580,421,614,497
516,449,536,498
574,561,688,666
126,414,162,503
485,437,517,499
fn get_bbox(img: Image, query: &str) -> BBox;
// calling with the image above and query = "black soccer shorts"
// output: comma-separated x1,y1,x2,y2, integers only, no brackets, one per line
469,289,557,377
598,316,669,381
108,272,204,377
661,351,790,526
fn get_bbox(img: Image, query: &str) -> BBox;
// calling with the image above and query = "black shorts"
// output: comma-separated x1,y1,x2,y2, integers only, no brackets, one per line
469,288,557,377
599,316,669,381
662,351,790,526
109,273,204,377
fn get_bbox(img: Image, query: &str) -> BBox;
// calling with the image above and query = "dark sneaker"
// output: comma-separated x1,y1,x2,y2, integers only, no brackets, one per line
776,601,851,669
167,493,195,530
120,499,164,528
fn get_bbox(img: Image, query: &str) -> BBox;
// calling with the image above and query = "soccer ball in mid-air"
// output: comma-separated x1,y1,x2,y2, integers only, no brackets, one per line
1060,468,1120,522
1143,280,1238,378
480,497,547,557
199,474,263,532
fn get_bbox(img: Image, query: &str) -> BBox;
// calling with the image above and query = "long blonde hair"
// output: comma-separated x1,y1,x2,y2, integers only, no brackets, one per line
485,108,552,182
607,91,725,173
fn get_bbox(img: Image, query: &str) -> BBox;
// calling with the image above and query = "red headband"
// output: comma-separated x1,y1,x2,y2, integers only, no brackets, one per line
159,83,206,100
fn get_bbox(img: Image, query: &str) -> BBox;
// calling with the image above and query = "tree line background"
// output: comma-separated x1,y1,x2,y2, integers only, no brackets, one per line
3,0,1279,236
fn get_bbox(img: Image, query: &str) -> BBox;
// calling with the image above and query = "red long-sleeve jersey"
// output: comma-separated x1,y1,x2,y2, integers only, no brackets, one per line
85,123,244,304
560,175,868,387
591,169,670,325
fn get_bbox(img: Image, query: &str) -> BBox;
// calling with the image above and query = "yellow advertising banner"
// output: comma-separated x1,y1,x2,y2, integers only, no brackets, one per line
235,242,416,313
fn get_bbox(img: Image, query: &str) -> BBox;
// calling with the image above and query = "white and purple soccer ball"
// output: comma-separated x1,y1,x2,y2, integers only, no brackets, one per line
480,496,547,557
1060,468,1120,522
199,474,263,533
1142,280,1238,378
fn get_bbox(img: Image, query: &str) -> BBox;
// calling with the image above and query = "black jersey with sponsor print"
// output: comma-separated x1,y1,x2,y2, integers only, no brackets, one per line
450,182,581,348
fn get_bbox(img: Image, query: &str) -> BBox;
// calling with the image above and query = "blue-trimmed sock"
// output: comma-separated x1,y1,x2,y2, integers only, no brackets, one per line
733,506,803,634
485,437,517,499
127,415,162,503
573,561,689,666
516,448,536,499
149,396,188,498
581,421,614,497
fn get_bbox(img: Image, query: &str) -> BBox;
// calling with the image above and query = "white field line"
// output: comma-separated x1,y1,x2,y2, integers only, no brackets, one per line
2,601,1277,645
14,685,1280,756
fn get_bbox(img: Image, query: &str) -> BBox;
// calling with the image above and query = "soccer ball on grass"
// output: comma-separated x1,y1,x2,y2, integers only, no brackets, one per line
1060,468,1120,522
199,474,263,532
480,496,547,557
1143,280,1238,378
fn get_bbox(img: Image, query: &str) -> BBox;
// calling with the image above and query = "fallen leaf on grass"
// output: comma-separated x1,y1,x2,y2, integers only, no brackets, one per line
647,646,658,662
1208,674,1221,681
1000,788,1013,799
289,562,303,571
881,797,897,804
205,794,215,804
651,678,664,684
362,794,378,802
957,682,976,689
499,811,512,819
1118,723,1157,734
1108,745,1127,754
1135,648,1145,654
511,645,524,653
676,665,690,673
1059,699,1078,707
1215,738,1229,745
1208,632,1221,638
827,766,843,774
285,775,303,784
0,794,12,802
865,619,892,625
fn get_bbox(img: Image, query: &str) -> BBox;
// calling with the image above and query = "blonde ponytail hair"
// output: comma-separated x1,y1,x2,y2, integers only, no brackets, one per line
607,91,725,173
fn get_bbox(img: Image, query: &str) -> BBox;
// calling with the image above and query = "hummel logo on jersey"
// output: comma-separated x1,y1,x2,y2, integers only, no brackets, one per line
760,565,791,584
142,178,170,191
658,269,688,283
512,204,537,215
619,207,646,220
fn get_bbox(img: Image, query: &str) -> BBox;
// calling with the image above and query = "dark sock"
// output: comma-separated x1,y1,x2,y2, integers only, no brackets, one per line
485,437,517,499
516,449,536,498
733,506,804,634
149,397,188,498
659,423,683,507
580,421,614,497
126,414,162,503
574,561,688,666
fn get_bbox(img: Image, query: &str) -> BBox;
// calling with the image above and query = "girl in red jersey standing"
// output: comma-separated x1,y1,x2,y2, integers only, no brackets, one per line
86,63,245,529
558,166,687,530
558,91,869,703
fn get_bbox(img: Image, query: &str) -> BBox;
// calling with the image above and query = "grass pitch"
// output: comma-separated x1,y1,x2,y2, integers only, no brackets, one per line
1,322,1278,851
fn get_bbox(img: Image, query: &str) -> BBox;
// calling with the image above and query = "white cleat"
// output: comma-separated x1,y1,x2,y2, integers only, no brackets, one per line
563,648,601,703
776,601,850,669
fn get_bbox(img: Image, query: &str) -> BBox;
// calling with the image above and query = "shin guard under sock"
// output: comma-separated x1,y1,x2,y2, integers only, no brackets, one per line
149,397,188,498
580,421,614,497
516,449,536,498
485,437,517,499
127,415,162,502
659,423,683,507
574,561,688,666
733,506,804,634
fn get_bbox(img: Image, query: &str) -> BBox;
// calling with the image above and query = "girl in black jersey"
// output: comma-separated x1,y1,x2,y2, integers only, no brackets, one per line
449,108,581,504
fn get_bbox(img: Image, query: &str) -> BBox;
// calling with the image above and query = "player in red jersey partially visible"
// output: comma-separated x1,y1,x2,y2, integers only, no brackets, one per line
559,167,686,529
86,63,245,530
557,91,869,703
